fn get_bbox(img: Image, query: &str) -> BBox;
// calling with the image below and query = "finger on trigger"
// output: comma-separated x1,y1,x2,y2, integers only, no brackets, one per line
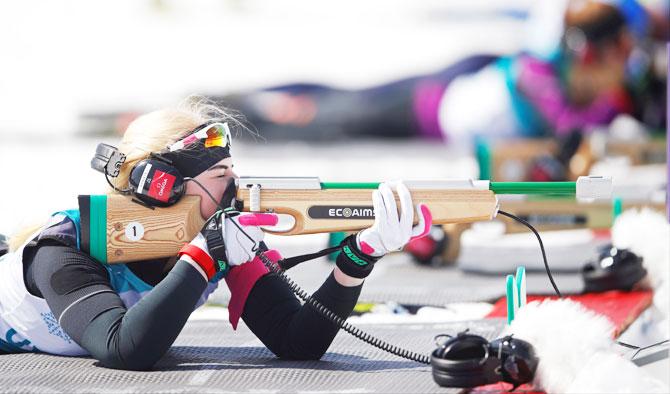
372,189,383,223
396,181,412,234
379,182,398,225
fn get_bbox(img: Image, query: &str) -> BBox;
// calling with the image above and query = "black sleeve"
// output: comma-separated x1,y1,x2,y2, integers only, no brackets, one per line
241,271,362,360
28,244,207,370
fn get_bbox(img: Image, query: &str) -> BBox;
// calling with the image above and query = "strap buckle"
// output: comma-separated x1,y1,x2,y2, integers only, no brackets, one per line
91,143,126,177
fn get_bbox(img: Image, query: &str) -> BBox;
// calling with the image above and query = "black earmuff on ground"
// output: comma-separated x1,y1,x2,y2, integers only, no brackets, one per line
582,244,647,293
431,331,538,389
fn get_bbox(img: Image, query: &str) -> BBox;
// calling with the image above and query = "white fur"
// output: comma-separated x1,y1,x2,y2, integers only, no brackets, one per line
611,208,670,317
504,299,668,393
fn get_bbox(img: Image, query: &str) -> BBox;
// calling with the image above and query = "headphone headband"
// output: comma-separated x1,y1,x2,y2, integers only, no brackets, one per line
157,122,232,179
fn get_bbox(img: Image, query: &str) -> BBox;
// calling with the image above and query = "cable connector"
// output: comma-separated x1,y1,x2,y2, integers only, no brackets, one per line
576,176,613,200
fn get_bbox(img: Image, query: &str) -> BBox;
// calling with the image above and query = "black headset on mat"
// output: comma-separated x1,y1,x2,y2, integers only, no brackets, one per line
431,331,538,389
90,121,233,208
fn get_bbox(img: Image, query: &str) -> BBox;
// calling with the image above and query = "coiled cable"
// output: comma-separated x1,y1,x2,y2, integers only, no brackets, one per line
255,249,432,365
188,177,560,365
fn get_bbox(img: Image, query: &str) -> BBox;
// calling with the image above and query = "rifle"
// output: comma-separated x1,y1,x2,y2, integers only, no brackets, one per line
418,197,666,265
78,176,612,264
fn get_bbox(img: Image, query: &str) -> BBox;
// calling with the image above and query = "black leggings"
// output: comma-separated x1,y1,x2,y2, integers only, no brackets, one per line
23,243,362,369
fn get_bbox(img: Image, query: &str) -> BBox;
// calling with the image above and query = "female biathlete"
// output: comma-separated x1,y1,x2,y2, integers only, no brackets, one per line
0,100,431,369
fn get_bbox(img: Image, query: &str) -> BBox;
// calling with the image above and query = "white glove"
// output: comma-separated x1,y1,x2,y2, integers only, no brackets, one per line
181,211,278,281
228,213,282,265
357,181,432,257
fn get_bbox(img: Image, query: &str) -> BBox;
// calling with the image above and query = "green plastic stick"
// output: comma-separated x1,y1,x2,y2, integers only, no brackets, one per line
321,182,380,189
320,181,578,195
506,275,517,325
489,182,576,195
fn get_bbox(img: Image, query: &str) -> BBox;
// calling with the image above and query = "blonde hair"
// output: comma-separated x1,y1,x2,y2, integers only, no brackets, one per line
9,96,246,251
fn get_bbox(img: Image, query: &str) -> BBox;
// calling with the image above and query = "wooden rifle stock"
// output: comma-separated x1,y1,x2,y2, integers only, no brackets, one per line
78,186,497,264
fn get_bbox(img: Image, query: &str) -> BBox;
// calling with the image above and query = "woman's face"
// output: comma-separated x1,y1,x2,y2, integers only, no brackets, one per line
185,157,238,219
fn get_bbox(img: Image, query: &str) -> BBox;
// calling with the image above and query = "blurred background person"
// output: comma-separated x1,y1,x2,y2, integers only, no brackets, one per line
216,0,666,145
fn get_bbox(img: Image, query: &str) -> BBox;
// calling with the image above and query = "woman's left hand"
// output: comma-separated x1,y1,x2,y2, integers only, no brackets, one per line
334,181,432,280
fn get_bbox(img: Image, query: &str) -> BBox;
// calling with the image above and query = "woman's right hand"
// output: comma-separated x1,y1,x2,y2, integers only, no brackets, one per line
179,210,278,281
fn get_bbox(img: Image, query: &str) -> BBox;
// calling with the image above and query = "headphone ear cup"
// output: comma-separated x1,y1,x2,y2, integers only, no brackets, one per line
431,334,494,388
128,159,186,207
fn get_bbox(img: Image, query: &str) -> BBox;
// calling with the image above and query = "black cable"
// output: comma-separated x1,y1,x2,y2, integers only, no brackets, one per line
185,177,263,248
179,180,669,368
497,210,670,361
104,167,132,195
277,246,341,271
254,249,432,365
498,210,563,298
186,179,563,365
184,177,227,212
187,177,431,363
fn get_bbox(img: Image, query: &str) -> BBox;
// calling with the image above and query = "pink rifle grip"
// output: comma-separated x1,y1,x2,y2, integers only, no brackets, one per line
238,213,279,227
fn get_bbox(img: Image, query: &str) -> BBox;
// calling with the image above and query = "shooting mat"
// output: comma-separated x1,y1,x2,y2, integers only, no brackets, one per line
0,318,506,393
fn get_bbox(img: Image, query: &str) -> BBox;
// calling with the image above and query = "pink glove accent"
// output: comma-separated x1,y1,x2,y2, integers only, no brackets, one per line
410,204,432,241
238,213,279,226
359,241,376,255
224,249,282,329
359,204,433,256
